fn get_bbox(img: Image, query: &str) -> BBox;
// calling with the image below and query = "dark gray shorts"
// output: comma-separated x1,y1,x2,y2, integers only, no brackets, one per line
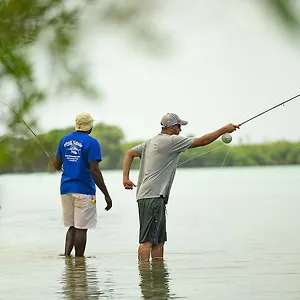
137,197,167,244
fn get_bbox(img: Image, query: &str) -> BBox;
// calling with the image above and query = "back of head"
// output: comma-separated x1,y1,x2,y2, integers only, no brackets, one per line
75,113,94,132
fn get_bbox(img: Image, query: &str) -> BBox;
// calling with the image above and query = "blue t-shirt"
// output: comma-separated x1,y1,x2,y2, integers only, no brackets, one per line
55,132,102,195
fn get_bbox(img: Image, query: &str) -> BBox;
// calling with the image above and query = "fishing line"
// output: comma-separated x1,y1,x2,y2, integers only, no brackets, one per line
221,148,230,167
178,144,229,167
0,101,55,162
0,134,9,142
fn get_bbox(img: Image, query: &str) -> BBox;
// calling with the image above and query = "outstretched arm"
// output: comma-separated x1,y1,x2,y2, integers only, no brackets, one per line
189,123,240,148
122,149,140,189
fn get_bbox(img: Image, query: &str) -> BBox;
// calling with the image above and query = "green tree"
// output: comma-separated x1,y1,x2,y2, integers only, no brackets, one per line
120,140,145,169
2,128,300,173
0,0,162,130
91,123,125,169
0,0,298,131
265,0,300,32
0,0,299,171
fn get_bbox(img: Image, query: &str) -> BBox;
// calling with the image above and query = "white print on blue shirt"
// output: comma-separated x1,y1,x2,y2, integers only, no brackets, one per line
64,140,83,163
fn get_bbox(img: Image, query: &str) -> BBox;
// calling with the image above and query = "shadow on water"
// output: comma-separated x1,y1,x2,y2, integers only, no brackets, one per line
58,257,103,299
139,260,180,299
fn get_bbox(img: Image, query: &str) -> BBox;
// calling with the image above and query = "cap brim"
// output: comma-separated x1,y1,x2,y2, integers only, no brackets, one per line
178,120,188,126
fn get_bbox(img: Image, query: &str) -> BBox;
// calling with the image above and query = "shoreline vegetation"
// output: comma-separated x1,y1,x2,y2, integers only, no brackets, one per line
1,123,300,174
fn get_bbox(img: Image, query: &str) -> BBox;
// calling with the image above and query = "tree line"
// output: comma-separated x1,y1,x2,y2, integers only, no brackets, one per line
0,122,300,174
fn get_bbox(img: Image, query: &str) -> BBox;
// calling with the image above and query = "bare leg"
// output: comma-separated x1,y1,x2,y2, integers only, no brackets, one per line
151,243,164,260
75,228,87,257
138,242,152,261
65,226,76,256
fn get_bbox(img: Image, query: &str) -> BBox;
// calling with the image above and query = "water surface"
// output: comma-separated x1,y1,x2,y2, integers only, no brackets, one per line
0,166,300,299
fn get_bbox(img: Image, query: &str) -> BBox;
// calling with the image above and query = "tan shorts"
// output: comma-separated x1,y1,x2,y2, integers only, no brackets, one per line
61,193,97,229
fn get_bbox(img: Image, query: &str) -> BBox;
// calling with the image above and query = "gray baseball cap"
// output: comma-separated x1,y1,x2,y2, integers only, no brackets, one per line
160,113,188,128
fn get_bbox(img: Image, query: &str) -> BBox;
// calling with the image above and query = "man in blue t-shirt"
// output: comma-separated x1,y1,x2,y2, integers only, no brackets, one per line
53,113,112,257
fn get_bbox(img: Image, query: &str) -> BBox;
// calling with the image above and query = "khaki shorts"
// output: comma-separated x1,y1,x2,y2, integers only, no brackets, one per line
61,193,97,229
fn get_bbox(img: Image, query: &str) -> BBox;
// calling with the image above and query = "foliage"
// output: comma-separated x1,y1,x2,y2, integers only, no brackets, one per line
0,0,161,131
90,123,124,169
120,140,145,169
0,0,300,174
265,0,300,32
1,122,300,174
1,0,299,133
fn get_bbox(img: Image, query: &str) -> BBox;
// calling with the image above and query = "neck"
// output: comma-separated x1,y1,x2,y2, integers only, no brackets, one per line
161,128,172,135
76,130,89,134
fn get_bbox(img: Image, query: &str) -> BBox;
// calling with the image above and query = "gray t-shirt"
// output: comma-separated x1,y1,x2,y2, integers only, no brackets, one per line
132,134,194,202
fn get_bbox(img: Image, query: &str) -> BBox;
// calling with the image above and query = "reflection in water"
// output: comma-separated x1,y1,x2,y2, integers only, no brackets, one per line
139,260,174,299
60,257,102,299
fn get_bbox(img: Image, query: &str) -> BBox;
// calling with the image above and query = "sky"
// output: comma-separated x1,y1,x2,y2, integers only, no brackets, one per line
3,0,300,145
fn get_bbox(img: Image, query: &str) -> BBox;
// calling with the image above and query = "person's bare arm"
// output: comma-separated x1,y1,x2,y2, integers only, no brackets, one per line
53,157,62,171
89,160,112,211
189,123,240,148
122,149,141,189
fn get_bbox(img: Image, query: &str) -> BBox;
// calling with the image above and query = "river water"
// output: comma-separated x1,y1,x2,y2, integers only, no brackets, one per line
0,166,299,299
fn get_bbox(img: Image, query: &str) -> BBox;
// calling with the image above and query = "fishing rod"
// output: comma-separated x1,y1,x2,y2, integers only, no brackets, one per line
180,93,300,166
0,101,55,162
239,93,300,126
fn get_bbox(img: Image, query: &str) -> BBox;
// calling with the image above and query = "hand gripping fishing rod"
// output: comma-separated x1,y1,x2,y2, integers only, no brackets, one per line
0,101,55,162
239,93,300,126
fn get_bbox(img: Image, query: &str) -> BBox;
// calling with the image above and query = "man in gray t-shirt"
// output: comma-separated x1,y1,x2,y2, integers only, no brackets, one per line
123,113,239,261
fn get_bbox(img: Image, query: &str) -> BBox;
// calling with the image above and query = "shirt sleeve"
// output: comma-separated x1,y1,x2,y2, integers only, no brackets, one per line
171,135,194,153
132,142,146,156
55,139,63,158
88,139,102,162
